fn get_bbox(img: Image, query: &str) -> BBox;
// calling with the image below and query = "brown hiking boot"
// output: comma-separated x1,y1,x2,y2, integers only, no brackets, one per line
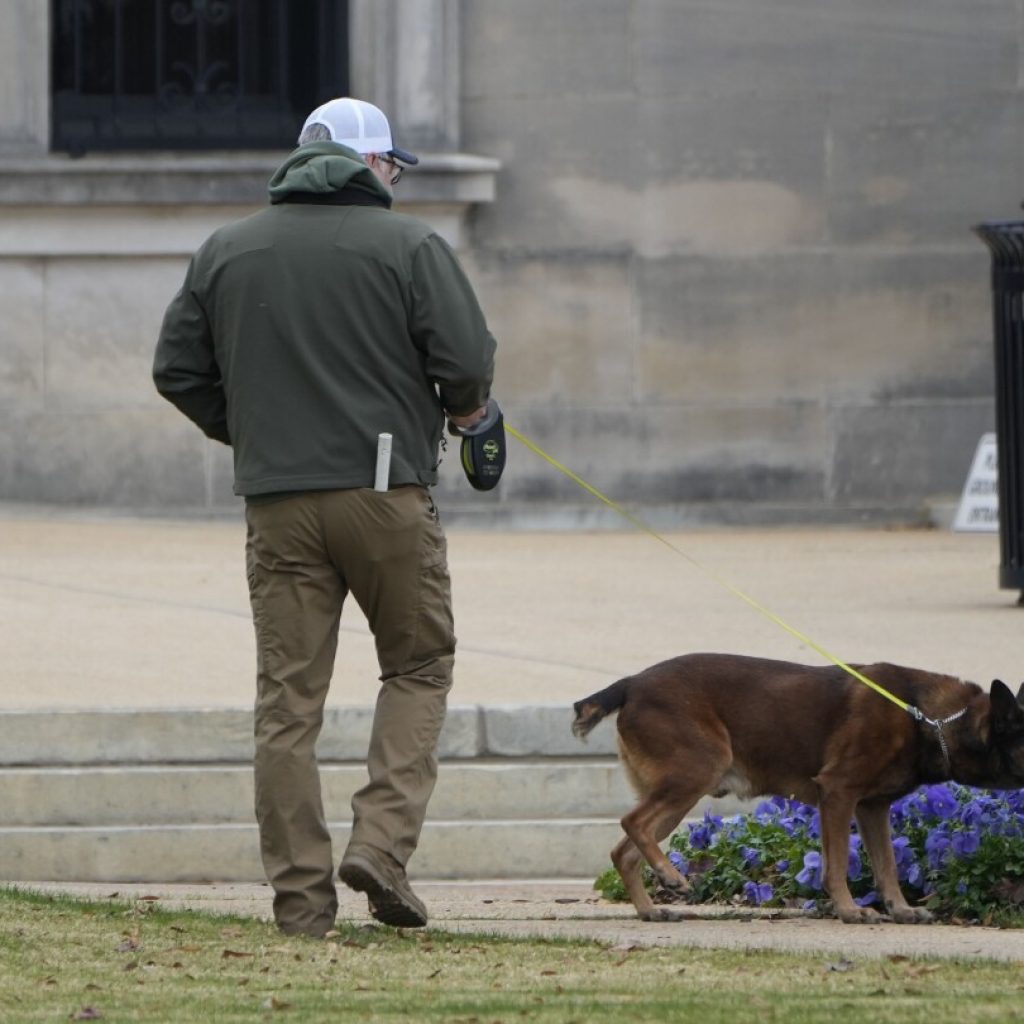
338,852,428,928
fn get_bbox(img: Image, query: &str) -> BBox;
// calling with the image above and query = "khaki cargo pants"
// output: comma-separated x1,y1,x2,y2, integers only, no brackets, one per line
244,486,454,936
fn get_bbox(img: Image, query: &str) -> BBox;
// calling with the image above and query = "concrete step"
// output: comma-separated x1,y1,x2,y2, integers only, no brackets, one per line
0,706,753,882
0,704,615,765
0,819,625,883
0,759,634,827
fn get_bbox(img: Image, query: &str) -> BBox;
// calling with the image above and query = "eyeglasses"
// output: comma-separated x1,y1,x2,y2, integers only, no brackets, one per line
377,155,404,185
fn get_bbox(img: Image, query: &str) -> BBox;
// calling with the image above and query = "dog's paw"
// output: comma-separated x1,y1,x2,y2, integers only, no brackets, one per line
653,872,691,895
888,904,934,925
837,905,885,925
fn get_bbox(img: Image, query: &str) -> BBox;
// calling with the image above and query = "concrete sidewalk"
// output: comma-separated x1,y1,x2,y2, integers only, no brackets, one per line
0,505,1017,711
15,880,1024,963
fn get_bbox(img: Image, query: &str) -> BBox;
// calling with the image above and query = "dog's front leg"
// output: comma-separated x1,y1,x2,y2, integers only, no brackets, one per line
855,800,932,924
818,788,883,924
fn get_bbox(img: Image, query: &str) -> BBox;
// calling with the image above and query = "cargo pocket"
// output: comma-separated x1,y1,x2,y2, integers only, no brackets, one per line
244,510,274,679
409,518,455,668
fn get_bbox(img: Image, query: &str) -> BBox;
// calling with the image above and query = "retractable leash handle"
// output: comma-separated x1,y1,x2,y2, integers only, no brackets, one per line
451,398,506,491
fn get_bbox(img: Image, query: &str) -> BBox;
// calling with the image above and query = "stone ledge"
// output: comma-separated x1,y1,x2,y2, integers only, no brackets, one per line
0,151,500,206
0,150,500,253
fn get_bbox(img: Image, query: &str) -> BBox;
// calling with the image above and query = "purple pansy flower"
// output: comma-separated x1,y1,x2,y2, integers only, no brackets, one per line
796,850,823,890
922,785,959,819
951,829,981,857
742,881,773,906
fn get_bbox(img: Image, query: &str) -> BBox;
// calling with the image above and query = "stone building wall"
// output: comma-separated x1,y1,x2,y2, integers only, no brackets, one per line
2,1,1021,524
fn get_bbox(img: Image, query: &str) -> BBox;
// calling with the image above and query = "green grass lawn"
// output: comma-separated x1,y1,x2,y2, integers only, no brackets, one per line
2,887,1023,1023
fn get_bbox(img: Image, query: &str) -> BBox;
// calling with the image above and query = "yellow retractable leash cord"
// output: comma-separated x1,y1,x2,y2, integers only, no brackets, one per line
503,422,966,763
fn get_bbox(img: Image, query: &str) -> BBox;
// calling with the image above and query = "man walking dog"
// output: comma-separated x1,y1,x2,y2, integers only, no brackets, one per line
153,97,497,937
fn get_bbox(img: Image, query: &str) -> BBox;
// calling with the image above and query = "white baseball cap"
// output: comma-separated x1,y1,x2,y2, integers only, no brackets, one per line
300,97,419,165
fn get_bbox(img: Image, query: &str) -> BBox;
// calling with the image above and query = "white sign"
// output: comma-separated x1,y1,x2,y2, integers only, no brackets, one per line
953,432,999,533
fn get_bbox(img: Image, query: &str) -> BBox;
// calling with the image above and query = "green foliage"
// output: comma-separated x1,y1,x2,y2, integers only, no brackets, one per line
593,865,629,902
595,785,1024,926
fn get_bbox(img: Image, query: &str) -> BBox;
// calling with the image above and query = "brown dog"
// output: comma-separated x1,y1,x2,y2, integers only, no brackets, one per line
573,653,1024,924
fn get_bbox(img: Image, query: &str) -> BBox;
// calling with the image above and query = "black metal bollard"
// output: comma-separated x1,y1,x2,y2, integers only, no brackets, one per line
974,221,1024,602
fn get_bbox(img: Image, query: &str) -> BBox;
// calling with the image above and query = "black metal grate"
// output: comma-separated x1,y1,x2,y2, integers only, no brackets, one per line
974,221,1024,591
52,0,349,154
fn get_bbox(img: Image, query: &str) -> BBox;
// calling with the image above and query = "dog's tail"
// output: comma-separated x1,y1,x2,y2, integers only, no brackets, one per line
572,677,631,741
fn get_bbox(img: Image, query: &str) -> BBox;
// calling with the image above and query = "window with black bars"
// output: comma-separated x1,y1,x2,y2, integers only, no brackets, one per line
51,0,349,154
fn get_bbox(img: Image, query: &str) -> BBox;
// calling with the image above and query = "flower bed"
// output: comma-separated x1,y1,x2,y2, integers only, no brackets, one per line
594,784,1024,925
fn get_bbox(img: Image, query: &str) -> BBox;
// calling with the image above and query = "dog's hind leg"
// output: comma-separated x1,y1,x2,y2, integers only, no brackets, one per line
611,818,693,923
618,787,702,913
611,836,659,921
612,724,727,922
855,799,932,924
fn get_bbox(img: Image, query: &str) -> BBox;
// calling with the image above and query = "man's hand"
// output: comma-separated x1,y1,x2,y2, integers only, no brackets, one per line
448,405,488,431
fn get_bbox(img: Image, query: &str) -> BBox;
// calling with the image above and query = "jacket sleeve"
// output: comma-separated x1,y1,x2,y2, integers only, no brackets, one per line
408,233,496,416
152,256,231,445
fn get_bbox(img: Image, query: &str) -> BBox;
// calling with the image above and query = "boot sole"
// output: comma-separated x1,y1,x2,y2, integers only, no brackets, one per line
338,861,427,928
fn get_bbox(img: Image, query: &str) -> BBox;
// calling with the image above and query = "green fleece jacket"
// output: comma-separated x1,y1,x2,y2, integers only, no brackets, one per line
153,142,496,495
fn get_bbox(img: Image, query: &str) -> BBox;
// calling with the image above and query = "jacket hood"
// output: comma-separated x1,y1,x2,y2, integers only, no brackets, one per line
267,142,393,207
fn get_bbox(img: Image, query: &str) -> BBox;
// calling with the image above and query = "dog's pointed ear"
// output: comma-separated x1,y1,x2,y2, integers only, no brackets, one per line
991,680,1024,734
1016,681,1024,706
